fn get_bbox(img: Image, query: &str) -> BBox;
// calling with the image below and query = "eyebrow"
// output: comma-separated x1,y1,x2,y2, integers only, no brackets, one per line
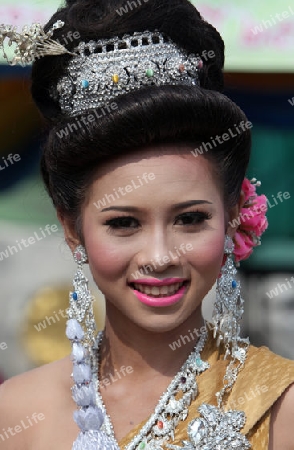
101,200,213,213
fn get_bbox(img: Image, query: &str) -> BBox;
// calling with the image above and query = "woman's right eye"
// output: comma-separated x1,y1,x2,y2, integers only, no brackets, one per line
104,216,140,229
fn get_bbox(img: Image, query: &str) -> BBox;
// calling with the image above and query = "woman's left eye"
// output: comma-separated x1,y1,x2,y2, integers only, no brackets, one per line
175,211,212,225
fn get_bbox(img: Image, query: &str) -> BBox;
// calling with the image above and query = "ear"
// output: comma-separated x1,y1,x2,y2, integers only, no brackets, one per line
57,210,81,254
226,190,245,238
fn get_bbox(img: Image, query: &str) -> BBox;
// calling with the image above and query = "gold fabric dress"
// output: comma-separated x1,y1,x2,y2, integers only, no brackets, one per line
118,329,294,449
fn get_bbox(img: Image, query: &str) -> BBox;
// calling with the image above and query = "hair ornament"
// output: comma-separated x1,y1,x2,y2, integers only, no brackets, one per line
233,177,268,264
50,30,203,116
0,20,73,66
1,17,204,116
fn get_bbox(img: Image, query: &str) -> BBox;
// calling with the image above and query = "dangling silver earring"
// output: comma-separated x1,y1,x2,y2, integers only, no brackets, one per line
67,244,96,352
212,235,245,359
66,246,120,450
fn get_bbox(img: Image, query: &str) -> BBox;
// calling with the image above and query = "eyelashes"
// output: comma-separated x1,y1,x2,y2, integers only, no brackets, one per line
176,211,212,226
105,216,138,229
104,210,212,232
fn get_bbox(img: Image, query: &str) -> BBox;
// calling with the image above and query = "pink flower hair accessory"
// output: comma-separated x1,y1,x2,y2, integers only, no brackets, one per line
233,177,269,264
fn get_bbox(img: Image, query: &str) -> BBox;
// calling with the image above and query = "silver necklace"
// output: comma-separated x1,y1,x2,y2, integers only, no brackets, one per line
92,328,209,450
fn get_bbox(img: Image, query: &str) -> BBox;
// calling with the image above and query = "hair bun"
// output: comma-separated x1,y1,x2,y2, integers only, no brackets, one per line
31,1,250,232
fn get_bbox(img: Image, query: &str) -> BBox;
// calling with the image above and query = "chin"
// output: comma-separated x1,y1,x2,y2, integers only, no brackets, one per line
107,296,201,336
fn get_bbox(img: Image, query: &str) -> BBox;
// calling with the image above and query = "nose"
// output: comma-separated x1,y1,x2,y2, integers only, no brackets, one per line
135,227,182,274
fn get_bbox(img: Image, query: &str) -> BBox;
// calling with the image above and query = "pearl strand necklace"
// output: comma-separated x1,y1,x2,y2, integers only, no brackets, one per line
91,328,209,450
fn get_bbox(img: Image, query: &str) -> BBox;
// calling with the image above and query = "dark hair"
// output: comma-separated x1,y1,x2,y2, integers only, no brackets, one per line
31,0,251,236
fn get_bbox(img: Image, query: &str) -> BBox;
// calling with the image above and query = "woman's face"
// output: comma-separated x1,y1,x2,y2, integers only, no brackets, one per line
65,144,240,333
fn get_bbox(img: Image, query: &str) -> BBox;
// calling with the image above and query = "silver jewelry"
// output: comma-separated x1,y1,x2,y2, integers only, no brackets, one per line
0,20,72,66
92,328,209,450
67,245,119,450
67,245,96,351
1,20,203,117
50,30,203,117
212,235,246,359
168,326,251,450
66,243,250,450
168,404,250,450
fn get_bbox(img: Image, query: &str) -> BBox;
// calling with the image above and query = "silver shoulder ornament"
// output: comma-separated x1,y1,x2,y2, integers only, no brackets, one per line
167,338,251,450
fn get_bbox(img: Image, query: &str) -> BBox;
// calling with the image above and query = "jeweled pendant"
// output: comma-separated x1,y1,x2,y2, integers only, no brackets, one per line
168,404,250,449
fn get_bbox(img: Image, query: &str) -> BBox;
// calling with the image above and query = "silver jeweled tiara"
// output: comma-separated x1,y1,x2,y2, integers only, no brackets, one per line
50,30,203,117
0,20,203,117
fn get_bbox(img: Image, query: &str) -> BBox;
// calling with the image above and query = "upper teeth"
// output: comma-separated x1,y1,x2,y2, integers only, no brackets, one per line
133,282,185,296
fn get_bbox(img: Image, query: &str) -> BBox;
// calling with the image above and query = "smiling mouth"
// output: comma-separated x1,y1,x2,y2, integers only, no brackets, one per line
129,281,189,297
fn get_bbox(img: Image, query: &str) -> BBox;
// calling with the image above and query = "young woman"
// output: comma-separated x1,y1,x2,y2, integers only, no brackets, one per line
0,1,294,449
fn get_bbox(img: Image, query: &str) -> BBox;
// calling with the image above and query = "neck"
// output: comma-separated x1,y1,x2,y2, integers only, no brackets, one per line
99,302,206,381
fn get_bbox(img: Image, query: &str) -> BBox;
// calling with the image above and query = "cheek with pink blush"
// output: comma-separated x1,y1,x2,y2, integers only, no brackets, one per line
85,235,132,283
186,232,225,269
181,235,225,308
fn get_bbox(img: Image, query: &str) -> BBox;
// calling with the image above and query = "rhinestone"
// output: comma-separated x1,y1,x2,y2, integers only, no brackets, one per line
72,292,78,301
146,68,154,77
157,420,163,429
225,235,235,253
81,79,89,88
189,418,206,444
112,74,119,83
75,251,82,261
181,376,187,384
196,356,203,367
